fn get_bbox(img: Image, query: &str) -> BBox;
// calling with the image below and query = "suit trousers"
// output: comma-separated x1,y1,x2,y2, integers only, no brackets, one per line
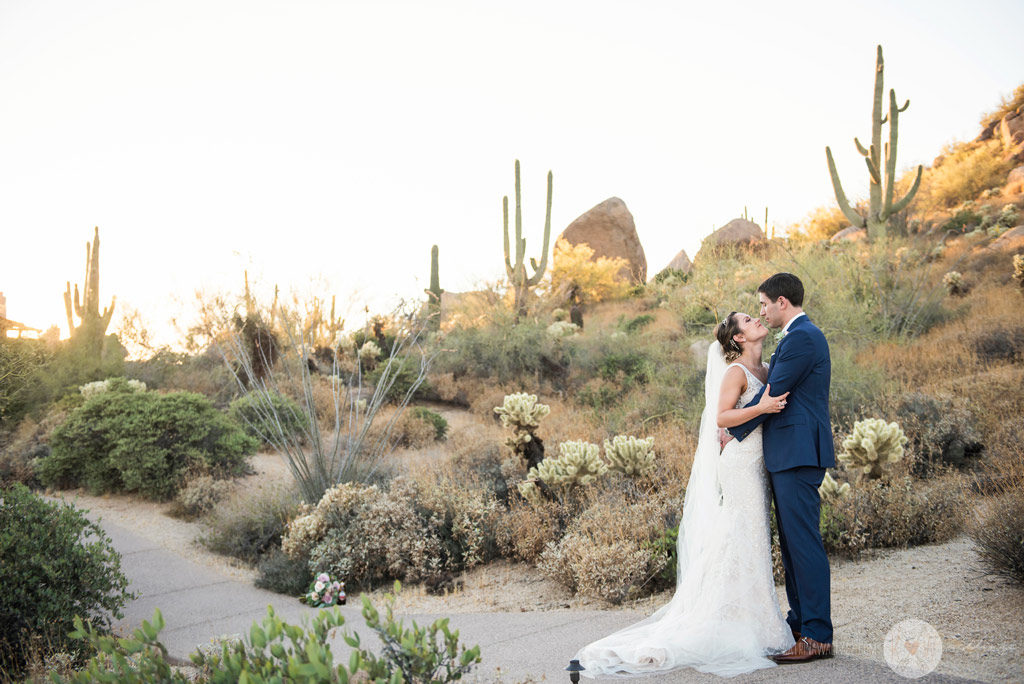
768,466,833,644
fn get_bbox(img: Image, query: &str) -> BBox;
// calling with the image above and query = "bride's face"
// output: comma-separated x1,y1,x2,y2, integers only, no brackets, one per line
733,313,769,347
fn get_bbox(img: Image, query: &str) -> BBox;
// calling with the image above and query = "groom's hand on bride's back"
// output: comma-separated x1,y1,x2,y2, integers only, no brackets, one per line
756,384,790,415
719,428,734,450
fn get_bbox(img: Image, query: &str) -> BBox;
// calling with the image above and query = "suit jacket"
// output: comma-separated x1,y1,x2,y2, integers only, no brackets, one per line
728,315,835,473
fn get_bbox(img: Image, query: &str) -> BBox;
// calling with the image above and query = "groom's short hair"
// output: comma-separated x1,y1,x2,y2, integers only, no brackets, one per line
758,273,804,306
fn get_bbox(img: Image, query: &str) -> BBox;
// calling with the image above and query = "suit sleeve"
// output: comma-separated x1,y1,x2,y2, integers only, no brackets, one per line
727,330,816,441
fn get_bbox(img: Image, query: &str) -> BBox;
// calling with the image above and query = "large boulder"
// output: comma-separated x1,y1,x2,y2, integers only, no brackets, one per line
830,226,867,243
558,198,647,284
1000,111,1024,164
1005,165,1024,196
695,218,766,261
662,249,693,275
991,225,1024,252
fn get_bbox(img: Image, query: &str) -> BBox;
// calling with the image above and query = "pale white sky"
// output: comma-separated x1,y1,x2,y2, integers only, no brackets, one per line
2,0,1022,346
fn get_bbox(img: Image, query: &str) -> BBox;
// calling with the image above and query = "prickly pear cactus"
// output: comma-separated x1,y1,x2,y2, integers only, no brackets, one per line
603,435,656,476
839,418,908,480
529,440,607,488
818,471,851,502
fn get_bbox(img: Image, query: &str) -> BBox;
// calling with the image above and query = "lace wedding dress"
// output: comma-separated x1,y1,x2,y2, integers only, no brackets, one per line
575,343,794,678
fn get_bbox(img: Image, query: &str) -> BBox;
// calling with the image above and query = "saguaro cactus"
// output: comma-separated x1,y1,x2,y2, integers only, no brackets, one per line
424,245,443,330
503,160,553,321
63,227,115,356
826,45,923,240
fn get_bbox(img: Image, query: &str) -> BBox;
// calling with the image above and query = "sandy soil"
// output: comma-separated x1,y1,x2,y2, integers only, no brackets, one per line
55,407,1024,683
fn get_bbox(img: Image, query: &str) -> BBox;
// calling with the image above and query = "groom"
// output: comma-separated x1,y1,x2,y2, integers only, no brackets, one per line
729,272,835,663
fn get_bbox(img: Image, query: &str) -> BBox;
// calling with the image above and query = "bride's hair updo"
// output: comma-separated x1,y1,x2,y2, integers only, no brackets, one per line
716,312,744,362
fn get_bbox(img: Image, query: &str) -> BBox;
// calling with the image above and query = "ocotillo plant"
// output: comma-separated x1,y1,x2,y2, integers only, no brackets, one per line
63,226,115,358
503,160,553,321
424,244,443,331
826,45,923,240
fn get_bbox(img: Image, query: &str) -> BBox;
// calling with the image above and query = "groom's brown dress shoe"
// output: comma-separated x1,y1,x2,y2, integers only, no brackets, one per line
771,636,833,663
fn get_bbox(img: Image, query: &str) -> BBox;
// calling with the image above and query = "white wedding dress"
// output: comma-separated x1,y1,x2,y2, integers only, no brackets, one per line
575,342,794,678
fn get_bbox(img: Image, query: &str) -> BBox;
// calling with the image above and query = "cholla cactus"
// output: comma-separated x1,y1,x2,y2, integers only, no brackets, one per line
495,393,549,444
495,392,550,468
357,339,382,360
942,271,967,296
1013,254,1024,290
551,308,568,322
516,480,546,507
529,440,607,488
818,472,851,503
839,418,908,480
603,435,656,476
546,321,578,338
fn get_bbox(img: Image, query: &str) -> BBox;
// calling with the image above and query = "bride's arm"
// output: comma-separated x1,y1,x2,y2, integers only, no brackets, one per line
717,368,789,428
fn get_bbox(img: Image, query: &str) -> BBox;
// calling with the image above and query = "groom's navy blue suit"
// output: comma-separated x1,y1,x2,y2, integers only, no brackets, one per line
729,313,834,644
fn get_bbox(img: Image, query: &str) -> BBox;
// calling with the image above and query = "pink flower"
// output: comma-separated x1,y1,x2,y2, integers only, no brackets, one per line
317,573,330,584
323,593,333,604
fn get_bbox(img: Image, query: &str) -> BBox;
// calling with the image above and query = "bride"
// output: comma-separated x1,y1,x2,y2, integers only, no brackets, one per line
574,312,796,678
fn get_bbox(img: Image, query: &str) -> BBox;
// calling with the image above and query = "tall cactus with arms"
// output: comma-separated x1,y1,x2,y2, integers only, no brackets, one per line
503,160,553,321
826,45,923,240
63,226,115,358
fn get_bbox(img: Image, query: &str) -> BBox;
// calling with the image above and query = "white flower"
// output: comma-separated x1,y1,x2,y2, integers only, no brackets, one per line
314,581,325,592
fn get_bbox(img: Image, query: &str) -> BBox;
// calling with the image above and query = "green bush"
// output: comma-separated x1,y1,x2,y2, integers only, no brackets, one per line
39,390,257,500
0,484,133,676
410,406,448,441
228,391,309,444
970,481,1024,586
366,354,433,404
55,592,481,683
942,208,984,233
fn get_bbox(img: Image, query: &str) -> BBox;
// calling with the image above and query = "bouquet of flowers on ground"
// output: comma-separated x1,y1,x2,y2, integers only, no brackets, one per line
301,572,346,607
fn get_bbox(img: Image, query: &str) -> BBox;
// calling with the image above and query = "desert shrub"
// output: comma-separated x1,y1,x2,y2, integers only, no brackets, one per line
970,475,1024,586
54,596,480,683
973,325,1024,364
170,475,233,520
620,313,655,334
0,399,75,488
410,406,448,441
495,498,563,563
366,353,434,403
538,497,667,603
78,376,146,399
896,393,984,475
598,350,654,387
228,391,309,445
125,346,236,404
0,339,50,426
819,476,964,556
305,481,440,589
549,237,632,304
39,390,256,500
0,484,133,676
942,208,984,234
791,204,849,241
651,267,690,286
202,484,300,564
912,139,1013,214
288,477,499,591
432,321,563,385
254,547,313,596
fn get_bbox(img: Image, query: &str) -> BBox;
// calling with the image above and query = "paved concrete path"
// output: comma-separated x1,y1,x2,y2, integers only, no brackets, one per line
95,516,980,683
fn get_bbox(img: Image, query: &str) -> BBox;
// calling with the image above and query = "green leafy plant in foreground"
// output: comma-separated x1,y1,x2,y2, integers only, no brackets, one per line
52,585,480,683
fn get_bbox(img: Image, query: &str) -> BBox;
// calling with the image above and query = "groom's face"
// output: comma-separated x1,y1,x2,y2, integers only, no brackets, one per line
758,292,784,329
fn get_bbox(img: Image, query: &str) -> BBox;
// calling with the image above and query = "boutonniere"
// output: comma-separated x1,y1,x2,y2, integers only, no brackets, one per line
774,330,786,342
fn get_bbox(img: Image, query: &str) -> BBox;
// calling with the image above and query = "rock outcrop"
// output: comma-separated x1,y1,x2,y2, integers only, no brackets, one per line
558,198,647,284
662,249,693,274
695,218,766,262
830,226,868,243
